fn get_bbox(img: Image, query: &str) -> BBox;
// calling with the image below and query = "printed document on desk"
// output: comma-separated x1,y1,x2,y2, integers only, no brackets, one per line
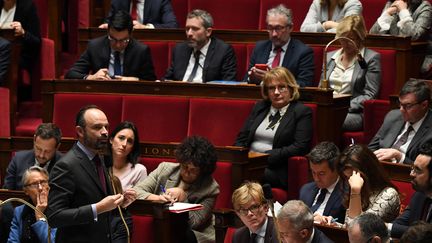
169,202,204,213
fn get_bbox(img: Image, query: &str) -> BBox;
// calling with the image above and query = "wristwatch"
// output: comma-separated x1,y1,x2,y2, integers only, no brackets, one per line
38,217,47,222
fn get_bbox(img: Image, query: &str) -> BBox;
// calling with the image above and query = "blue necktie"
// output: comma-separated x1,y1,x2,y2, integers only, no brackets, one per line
311,188,327,212
114,51,122,76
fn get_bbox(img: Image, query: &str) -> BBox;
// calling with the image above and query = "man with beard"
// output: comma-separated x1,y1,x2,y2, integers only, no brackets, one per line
46,105,136,243
163,9,237,82
245,4,314,87
388,142,432,238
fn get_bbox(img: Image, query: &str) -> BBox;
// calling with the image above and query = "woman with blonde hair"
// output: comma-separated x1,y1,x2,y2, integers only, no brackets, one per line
321,15,381,131
301,0,362,32
235,67,313,189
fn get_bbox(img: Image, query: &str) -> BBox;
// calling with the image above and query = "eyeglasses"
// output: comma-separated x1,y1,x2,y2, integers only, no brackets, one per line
24,180,49,189
237,204,263,216
267,85,288,93
410,165,424,175
107,35,130,44
266,25,289,33
399,100,423,110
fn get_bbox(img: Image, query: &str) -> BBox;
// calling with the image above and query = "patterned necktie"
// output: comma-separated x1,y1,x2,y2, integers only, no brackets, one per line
271,47,282,68
187,51,201,82
392,125,414,150
114,51,122,76
266,111,281,130
311,188,328,212
250,233,257,243
93,155,107,193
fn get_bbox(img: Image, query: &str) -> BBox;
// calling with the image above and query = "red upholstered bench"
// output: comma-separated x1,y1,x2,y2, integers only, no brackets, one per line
0,87,10,137
122,96,189,143
188,98,256,146
392,180,415,213
231,43,248,81
131,215,154,243
142,41,170,80
52,94,123,137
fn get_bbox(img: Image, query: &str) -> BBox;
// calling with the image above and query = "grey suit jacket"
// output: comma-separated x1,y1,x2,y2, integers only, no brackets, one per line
301,0,363,32
232,217,278,243
46,143,113,243
370,1,432,41
134,162,220,243
368,109,432,164
321,48,381,113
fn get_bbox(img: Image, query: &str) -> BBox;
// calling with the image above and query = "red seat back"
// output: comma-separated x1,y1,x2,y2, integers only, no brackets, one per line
361,0,388,30
224,227,237,243
231,43,247,81
310,46,323,86
187,98,256,146
172,0,188,28
304,103,318,147
287,156,310,199
370,49,397,100
142,41,170,80
140,157,176,174
131,215,154,243
213,162,233,208
122,96,189,143
53,94,123,137
0,87,10,137
392,180,415,212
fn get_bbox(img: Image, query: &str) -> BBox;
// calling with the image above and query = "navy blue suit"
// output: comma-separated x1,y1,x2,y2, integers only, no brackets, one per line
245,39,315,87
3,149,62,190
299,180,346,224
108,0,178,28
391,192,432,238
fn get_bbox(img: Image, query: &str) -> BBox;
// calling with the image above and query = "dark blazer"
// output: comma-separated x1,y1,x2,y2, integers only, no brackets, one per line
3,149,62,190
368,109,432,164
323,48,381,113
234,100,313,188
391,192,431,238
46,143,114,243
163,37,237,82
232,217,278,243
65,36,156,80
299,180,346,224
245,39,314,87
312,227,334,243
108,0,178,28
0,0,41,71
0,37,10,85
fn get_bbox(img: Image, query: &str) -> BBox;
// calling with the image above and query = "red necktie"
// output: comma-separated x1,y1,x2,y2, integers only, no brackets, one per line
130,0,138,21
93,155,107,193
271,47,282,68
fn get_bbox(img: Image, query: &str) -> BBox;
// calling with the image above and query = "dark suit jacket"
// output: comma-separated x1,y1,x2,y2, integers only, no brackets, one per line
163,37,237,82
368,109,432,164
232,217,278,243
391,192,431,238
312,227,334,243
0,37,10,85
323,48,381,113
246,39,314,87
234,100,312,187
108,0,178,28
3,149,62,190
299,180,346,224
65,36,156,80
46,143,114,243
0,0,41,71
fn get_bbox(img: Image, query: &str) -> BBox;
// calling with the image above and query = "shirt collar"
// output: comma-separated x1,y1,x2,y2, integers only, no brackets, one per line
407,110,429,132
272,39,290,53
326,177,340,194
249,217,268,237
270,103,289,117
77,141,97,160
196,38,212,57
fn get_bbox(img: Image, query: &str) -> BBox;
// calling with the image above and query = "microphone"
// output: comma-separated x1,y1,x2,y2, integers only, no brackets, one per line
0,198,52,243
321,36,367,89
262,184,281,242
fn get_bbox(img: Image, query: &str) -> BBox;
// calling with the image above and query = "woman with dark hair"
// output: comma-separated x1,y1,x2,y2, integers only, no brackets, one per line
133,135,219,243
301,0,362,32
339,144,400,224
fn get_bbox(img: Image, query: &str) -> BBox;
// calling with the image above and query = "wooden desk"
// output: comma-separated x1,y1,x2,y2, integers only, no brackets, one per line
40,79,351,146
79,28,428,92
0,29,21,136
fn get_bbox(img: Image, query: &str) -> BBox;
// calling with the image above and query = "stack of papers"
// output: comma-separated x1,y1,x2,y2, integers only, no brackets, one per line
169,202,204,213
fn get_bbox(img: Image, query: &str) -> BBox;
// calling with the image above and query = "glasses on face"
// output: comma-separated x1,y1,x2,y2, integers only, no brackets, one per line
107,35,130,45
24,180,49,189
399,100,423,110
410,164,424,175
267,85,288,93
237,203,263,216
266,25,289,33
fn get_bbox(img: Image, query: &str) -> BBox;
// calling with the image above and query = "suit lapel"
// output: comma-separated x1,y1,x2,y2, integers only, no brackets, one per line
273,103,295,145
259,42,273,65
386,116,405,147
323,180,342,215
308,185,320,206
102,38,112,69
202,38,216,82
143,0,152,23
264,217,274,243
281,40,294,67
74,145,107,195
408,110,432,151
179,45,193,80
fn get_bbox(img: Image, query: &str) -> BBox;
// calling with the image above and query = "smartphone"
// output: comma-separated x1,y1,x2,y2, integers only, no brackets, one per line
254,64,268,71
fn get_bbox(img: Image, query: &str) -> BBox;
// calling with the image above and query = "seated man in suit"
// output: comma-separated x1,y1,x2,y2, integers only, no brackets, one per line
99,0,178,29
3,123,62,190
299,142,346,224
163,9,237,82
348,213,390,243
246,4,314,87
368,79,432,164
66,10,156,81
232,182,278,243
277,200,333,243
388,143,432,238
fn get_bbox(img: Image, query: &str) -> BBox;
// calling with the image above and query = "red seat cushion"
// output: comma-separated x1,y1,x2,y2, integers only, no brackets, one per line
53,94,123,137
131,215,154,243
188,98,256,146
